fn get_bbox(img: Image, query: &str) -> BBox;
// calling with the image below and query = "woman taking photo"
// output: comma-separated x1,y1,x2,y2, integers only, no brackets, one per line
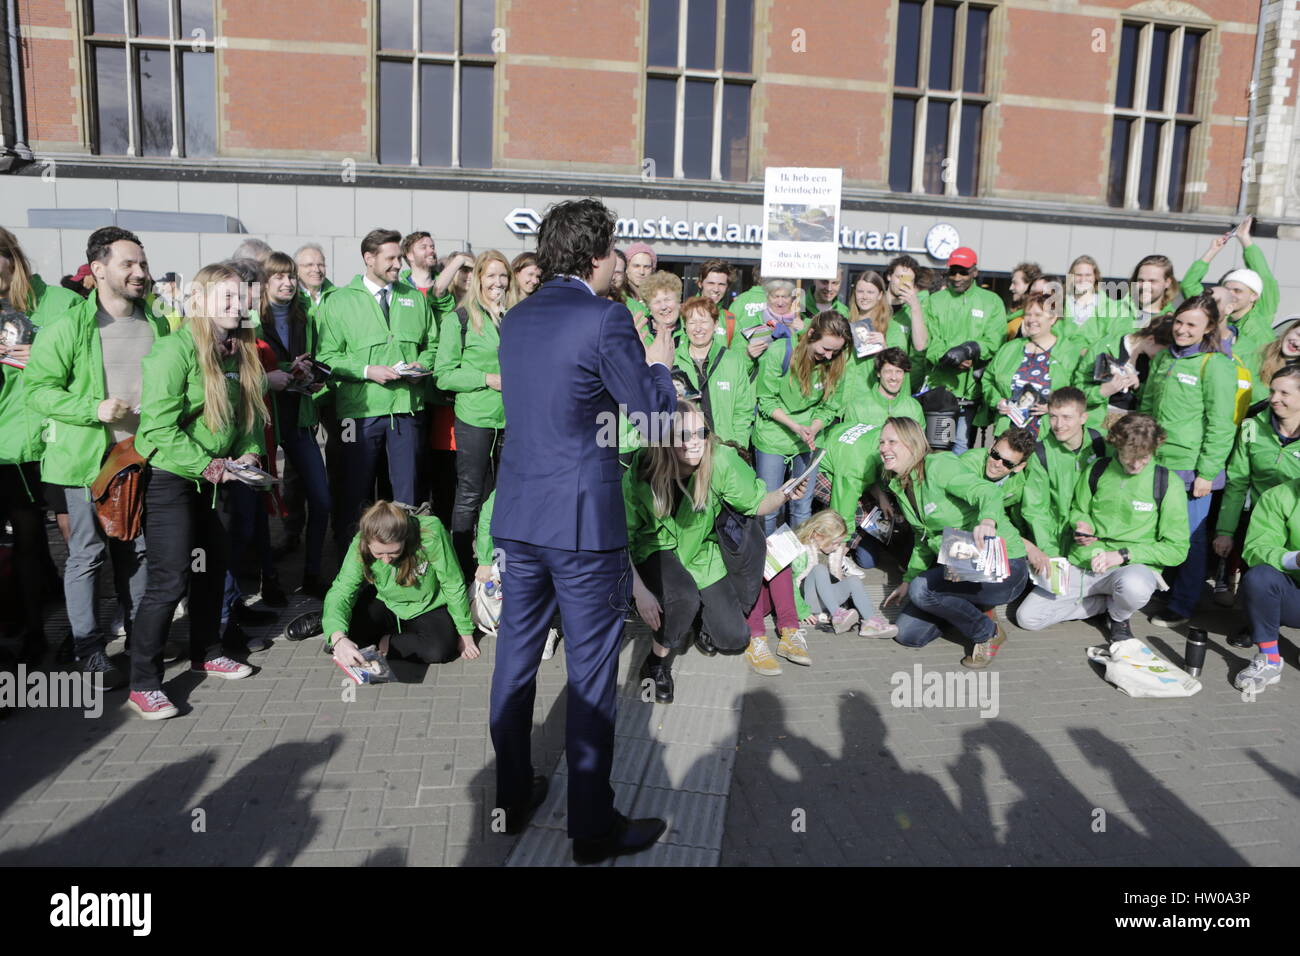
879,417,1028,668
674,295,754,446
259,251,331,596
982,292,1085,438
435,249,515,577
754,311,850,534
128,264,269,719
321,500,476,668
627,400,808,700
1138,293,1238,628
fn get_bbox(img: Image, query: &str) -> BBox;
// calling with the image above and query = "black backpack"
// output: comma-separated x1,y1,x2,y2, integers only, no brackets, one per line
1033,427,1107,471
1087,457,1169,517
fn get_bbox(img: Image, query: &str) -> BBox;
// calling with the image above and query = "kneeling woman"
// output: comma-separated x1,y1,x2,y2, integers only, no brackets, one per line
323,501,477,669
879,417,1029,668
627,400,807,702
129,264,269,720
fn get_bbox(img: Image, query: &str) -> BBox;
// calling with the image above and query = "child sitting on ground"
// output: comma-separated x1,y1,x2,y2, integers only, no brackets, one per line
792,510,898,639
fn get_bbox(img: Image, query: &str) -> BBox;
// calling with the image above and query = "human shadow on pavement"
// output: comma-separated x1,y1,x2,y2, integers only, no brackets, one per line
0,737,338,866
1245,748,1300,801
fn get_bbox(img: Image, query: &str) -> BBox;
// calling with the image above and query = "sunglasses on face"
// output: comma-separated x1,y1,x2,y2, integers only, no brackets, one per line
988,448,1020,468
676,427,710,442
948,267,972,277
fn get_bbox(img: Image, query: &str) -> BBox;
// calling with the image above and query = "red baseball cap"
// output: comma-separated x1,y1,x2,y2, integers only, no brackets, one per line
947,247,977,269
72,263,93,281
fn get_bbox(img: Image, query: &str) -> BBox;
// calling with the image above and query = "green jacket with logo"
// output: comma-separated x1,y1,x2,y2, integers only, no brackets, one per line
921,285,1007,401
316,275,437,421
1216,409,1300,537
135,327,265,482
1061,294,1135,351
889,450,1026,583
673,338,755,447
980,333,1088,434
623,444,769,589
434,306,504,429
24,290,171,487
323,515,472,637
0,275,83,469
730,284,769,328
842,380,923,432
1138,347,1238,480
1180,243,1277,394
1067,457,1189,572
957,447,1029,537
1020,428,1108,556
1243,479,1300,584
753,343,845,456
819,421,885,535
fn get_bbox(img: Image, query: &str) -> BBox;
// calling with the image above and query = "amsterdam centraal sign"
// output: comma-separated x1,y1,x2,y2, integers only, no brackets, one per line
504,208,961,261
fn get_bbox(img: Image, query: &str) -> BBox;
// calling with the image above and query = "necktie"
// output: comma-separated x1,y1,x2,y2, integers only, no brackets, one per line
378,287,390,322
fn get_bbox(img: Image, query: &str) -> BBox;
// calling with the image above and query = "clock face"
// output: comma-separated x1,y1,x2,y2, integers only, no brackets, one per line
925,223,961,261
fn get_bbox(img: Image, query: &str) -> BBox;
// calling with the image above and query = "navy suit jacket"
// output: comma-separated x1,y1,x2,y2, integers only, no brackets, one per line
492,276,677,551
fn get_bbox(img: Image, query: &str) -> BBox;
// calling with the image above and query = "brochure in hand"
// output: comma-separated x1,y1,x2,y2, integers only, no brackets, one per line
937,527,1009,583
225,460,277,488
1092,352,1127,383
860,507,894,544
850,319,884,358
1030,556,1083,598
741,322,774,343
334,646,395,685
392,361,432,379
781,449,825,495
763,523,803,581
0,308,35,369
1006,384,1044,428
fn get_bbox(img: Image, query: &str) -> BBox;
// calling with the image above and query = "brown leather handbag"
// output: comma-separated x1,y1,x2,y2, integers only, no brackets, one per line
90,405,204,541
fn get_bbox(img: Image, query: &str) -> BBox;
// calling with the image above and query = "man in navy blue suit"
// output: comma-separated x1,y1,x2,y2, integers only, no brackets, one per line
490,199,677,864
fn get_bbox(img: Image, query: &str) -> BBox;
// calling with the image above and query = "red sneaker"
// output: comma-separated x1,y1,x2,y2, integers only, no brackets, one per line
191,655,253,680
128,689,179,720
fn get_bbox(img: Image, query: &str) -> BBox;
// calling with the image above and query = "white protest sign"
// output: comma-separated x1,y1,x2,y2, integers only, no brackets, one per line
760,167,843,280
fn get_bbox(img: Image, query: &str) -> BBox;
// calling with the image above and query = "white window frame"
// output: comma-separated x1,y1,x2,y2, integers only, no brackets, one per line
892,0,992,198
85,0,215,158
644,0,755,182
1110,20,1206,213
376,0,497,168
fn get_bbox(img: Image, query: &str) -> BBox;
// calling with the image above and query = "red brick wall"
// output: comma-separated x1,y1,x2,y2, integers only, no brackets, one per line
501,65,639,166
19,0,80,149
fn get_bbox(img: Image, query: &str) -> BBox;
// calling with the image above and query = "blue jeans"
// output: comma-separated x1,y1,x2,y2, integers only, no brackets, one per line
755,449,816,535
279,425,331,576
950,406,978,456
1241,564,1300,647
895,558,1030,647
1165,484,1213,617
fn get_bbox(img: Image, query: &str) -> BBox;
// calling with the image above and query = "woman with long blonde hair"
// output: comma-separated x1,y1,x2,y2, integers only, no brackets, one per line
626,400,809,698
127,263,270,719
435,248,516,576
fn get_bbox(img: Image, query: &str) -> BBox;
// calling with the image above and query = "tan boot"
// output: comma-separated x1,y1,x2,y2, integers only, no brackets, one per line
745,636,783,676
962,623,1006,669
776,627,812,667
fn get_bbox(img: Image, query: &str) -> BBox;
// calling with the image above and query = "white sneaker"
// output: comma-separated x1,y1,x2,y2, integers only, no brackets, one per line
542,628,562,661
1234,655,1283,695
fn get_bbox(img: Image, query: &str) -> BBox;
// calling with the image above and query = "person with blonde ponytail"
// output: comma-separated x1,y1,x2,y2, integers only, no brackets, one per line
126,264,270,719
435,249,516,574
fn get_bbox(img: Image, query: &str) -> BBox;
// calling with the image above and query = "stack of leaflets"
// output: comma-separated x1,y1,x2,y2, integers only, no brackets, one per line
763,523,803,581
225,460,277,488
937,527,1009,583
334,646,395,685
1006,384,1044,428
392,361,432,379
740,322,774,344
1030,556,1084,598
860,507,893,544
850,319,884,358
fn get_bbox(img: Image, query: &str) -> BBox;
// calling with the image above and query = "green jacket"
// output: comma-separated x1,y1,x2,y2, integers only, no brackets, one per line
1180,244,1277,393
801,289,849,320
753,343,845,456
842,381,922,432
475,490,497,567
623,444,769,589
673,338,755,447
1067,458,1189,572
1138,347,1238,480
0,275,82,468
315,275,436,421
135,327,265,482
1243,478,1300,584
957,447,1029,537
434,306,504,429
921,285,1007,401
297,278,337,321
1020,428,1108,556
24,290,171,487
323,516,473,637
819,421,885,535
889,450,1026,583
730,284,768,328
980,333,1088,434
1216,410,1300,537
1061,293,1134,351
841,321,914,414
1075,329,1142,431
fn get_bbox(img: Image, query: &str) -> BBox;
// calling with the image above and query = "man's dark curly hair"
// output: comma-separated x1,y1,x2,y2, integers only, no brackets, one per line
535,199,616,281
86,226,143,264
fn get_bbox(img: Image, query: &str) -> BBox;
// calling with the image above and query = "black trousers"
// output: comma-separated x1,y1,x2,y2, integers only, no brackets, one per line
451,419,501,534
635,549,750,654
347,586,460,664
0,462,49,639
129,468,230,691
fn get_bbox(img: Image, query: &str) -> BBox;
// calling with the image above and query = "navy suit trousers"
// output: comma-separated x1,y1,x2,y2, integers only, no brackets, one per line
489,538,630,840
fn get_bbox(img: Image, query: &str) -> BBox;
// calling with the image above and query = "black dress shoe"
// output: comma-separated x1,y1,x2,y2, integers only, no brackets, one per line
234,603,277,626
572,812,667,865
693,630,717,657
283,611,324,642
259,577,289,608
639,654,674,704
503,775,549,835
1228,627,1254,649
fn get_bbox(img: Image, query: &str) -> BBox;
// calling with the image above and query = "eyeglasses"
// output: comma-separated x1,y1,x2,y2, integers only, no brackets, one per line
948,267,972,277
676,427,710,442
988,448,1021,468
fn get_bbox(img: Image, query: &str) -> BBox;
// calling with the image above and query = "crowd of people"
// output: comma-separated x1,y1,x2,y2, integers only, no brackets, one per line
0,211,1297,732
